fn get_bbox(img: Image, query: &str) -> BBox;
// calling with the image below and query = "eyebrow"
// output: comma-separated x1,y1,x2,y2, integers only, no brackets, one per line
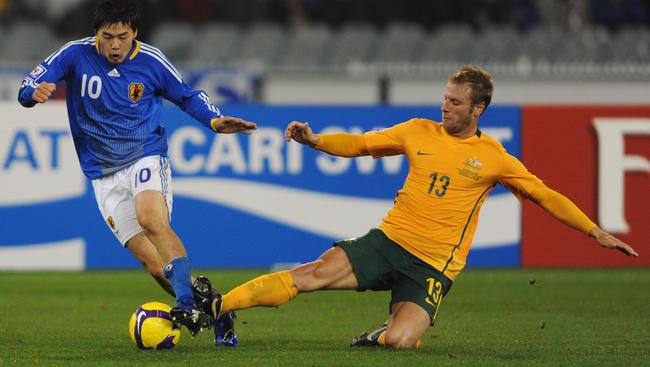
102,31,129,37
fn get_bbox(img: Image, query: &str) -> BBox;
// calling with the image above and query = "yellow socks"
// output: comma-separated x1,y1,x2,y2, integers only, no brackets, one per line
377,331,422,349
377,331,387,346
219,270,298,317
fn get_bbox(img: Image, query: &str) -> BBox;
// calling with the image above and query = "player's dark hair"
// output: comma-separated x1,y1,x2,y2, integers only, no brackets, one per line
449,65,493,113
93,0,141,33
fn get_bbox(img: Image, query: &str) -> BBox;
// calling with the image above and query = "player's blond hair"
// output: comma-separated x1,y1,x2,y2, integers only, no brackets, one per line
448,65,493,111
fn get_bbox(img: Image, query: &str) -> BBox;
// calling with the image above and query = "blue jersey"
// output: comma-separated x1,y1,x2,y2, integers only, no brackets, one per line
18,37,222,179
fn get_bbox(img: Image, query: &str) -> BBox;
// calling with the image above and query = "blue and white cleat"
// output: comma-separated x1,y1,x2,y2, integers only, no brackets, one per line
192,276,239,347
214,311,238,347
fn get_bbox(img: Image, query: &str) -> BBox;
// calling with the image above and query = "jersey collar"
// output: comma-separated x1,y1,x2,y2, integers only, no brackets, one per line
128,40,141,61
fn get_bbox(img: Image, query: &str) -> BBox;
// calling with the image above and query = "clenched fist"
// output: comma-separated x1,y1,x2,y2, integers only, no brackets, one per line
32,82,56,103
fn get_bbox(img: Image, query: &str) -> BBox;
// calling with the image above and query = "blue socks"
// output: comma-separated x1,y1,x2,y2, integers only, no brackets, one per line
163,257,196,310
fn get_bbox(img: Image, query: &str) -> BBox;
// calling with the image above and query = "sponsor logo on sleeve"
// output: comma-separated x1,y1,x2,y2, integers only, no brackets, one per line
29,65,48,81
21,77,37,89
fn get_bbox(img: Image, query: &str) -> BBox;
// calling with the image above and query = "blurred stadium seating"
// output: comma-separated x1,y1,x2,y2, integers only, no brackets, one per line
1,0,648,91
1,19,648,80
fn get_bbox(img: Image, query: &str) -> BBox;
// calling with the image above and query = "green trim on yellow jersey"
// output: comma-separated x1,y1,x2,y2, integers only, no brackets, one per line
442,184,494,275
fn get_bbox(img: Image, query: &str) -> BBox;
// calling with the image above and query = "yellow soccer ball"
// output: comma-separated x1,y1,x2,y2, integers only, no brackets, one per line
128,302,181,349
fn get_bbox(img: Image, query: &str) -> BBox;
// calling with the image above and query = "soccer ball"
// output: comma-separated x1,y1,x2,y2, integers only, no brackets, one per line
128,301,181,350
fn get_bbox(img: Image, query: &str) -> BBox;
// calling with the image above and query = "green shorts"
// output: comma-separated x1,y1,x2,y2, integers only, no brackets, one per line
335,228,452,324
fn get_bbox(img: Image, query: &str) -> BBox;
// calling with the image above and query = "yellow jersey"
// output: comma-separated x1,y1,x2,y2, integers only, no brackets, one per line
364,118,543,280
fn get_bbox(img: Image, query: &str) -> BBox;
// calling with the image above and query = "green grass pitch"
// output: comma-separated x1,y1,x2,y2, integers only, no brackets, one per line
1,268,648,366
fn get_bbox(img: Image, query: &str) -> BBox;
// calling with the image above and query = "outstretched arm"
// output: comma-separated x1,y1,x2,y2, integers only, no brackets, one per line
284,121,370,157
211,116,256,135
528,185,638,257
156,53,256,135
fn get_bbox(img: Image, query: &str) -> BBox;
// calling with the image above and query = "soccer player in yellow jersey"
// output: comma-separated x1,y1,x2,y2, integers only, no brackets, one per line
194,65,638,349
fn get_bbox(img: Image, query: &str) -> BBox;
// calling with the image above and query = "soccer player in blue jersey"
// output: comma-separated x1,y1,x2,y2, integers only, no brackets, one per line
17,0,253,345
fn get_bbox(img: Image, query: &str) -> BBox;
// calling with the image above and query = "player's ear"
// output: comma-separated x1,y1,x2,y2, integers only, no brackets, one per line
133,29,138,39
473,102,485,117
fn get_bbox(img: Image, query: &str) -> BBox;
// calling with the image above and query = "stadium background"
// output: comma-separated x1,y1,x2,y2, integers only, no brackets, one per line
0,0,648,271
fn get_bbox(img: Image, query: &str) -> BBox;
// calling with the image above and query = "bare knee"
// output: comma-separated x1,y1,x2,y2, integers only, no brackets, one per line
384,329,421,349
137,211,168,237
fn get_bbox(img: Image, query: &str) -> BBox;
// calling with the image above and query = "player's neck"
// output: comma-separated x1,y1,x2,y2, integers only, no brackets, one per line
445,122,478,139
452,129,477,138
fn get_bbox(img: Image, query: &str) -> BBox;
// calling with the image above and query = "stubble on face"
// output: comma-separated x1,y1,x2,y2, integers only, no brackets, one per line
441,82,476,137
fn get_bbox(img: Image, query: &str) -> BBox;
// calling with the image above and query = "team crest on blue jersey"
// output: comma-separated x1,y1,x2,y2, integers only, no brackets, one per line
128,83,145,102
29,65,48,81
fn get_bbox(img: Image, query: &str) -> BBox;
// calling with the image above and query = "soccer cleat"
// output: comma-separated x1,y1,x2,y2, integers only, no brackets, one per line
192,276,238,346
169,307,213,337
214,311,238,347
192,276,219,317
350,323,387,347
192,276,224,320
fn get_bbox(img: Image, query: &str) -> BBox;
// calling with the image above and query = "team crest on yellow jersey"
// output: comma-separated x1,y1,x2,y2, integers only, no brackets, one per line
464,157,483,170
128,83,144,102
